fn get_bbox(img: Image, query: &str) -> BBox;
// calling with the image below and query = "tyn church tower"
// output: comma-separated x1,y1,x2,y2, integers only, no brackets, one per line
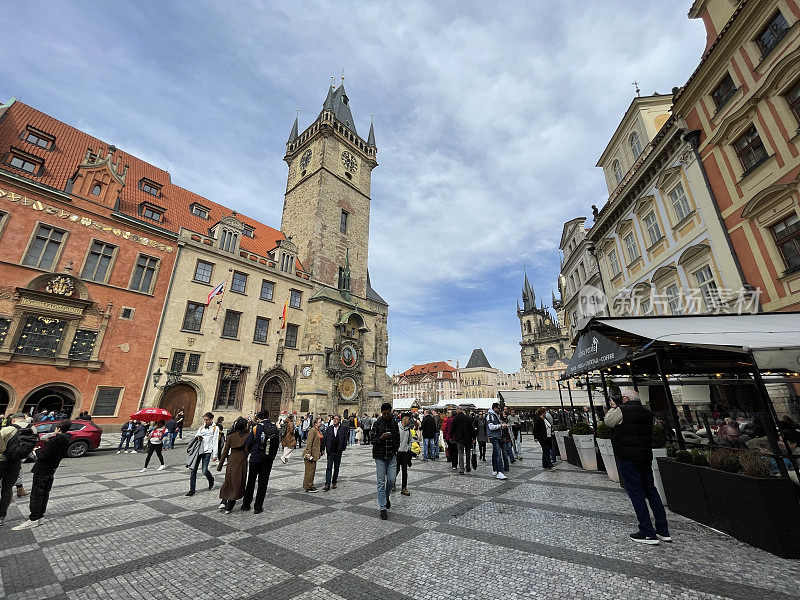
282,81,389,416
518,271,570,372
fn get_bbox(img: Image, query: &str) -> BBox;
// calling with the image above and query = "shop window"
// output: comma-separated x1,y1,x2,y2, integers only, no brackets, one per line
81,240,116,283
734,126,768,174
182,301,205,332
221,310,241,339
770,213,800,270
23,224,66,270
15,315,67,356
129,254,159,293
285,323,299,348
68,329,98,360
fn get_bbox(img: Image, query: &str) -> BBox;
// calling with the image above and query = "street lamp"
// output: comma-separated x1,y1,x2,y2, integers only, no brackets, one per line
152,368,181,390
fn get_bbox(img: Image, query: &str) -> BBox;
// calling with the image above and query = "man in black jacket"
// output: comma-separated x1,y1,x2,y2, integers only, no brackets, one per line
322,415,349,491
372,402,400,520
451,407,475,475
13,420,70,530
421,410,437,462
241,411,279,514
533,407,554,471
605,389,671,545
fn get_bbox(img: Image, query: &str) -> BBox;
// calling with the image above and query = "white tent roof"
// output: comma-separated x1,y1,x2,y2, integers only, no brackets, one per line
597,313,800,351
499,389,593,407
393,398,420,411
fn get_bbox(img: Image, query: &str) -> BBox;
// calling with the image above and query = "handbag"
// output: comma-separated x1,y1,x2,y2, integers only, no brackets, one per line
471,449,478,470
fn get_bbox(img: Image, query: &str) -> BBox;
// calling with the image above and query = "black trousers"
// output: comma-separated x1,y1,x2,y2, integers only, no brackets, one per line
144,444,164,467
325,451,342,486
447,442,458,468
363,430,371,445
478,441,486,460
395,451,411,489
0,460,22,520
30,472,55,521
242,457,274,510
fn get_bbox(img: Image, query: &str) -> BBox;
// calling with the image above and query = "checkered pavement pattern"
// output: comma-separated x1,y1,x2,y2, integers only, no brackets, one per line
1,442,798,600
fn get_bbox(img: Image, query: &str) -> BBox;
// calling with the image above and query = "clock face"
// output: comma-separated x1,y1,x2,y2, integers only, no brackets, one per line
301,366,312,378
299,149,312,170
341,151,358,173
340,344,358,368
339,376,358,401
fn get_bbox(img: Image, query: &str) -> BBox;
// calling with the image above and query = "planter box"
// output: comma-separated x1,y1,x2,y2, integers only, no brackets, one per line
554,431,569,461
657,458,800,559
573,434,597,470
698,466,800,559
563,435,582,468
651,448,668,500
597,438,618,482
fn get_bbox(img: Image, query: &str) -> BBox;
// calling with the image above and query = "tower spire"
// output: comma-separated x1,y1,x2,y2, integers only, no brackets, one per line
367,114,376,147
288,108,299,143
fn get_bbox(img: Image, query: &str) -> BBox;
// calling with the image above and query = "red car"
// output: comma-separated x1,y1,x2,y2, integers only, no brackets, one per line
32,419,103,458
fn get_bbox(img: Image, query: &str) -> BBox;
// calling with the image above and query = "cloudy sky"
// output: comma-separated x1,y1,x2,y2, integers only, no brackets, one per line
1,1,706,373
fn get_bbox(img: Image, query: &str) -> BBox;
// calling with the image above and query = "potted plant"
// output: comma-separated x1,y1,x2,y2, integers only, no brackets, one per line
595,421,618,482
651,422,668,500
569,421,597,470
553,423,570,461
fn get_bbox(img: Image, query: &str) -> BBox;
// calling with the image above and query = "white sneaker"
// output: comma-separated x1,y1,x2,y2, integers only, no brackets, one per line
157,465,166,471
496,472,507,480
116,450,121,454
492,471,497,476
280,456,287,464
218,502,226,511
139,468,147,473
12,519,40,530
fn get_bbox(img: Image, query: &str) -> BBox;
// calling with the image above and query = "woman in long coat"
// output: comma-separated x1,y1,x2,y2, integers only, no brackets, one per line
280,414,296,464
302,418,323,492
217,417,249,513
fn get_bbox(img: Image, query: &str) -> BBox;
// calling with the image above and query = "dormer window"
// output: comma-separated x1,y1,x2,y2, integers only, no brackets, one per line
220,229,238,253
140,204,164,223
341,95,349,105
242,225,254,238
280,252,294,273
23,127,54,150
191,203,210,219
91,183,102,196
6,149,43,175
139,178,161,197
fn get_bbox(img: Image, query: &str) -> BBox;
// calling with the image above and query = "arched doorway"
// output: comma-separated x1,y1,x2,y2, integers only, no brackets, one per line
0,384,10,416
22,385,78,417
261,379,282,421
160,383,197,427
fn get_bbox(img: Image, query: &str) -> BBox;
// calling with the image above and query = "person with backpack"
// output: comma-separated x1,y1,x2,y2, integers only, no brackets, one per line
12,420,71,530
241,411,279,513
216,417,249,514
0,414,37,526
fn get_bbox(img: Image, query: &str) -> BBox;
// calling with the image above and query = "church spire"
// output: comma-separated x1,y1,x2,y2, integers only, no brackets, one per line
522,267,535,313
288,109,299,143
320,78,357,134
367,114,376,147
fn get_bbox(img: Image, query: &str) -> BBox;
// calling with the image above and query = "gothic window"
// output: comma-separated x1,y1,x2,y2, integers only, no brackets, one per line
23,224,66,270
91,183,102,196
734,125,768,173
129,254,159,293
340,210,349,234
81,240,116,283
285,323,299,349
756,11,790,56
193,260,214,284
68,329,98,360
221,310,241,339
254,316,269,343
771,213,800,270
712,73,737,110
629,132,642,158
260,280,275,301
231,271,247,294
15,315,67,357
182,301,205,332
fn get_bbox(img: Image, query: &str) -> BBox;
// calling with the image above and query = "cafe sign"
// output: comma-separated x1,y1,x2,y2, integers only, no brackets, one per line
564,332,629,377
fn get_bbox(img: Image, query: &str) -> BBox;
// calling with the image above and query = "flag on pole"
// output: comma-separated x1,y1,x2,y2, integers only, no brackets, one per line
281,298,288,329
207,281,225,305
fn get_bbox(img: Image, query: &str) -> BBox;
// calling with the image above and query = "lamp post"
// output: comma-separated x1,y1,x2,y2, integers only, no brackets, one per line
152,368,181,390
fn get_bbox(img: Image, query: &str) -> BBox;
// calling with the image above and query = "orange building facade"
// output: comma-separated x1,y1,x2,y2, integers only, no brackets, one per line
673,0,800,311
0,99,179,425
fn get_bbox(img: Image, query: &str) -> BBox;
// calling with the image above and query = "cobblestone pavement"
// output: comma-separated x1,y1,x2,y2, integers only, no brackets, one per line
1,440,799,600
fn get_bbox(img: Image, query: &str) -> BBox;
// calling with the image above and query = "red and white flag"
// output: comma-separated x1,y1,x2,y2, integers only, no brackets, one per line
207,281,225,305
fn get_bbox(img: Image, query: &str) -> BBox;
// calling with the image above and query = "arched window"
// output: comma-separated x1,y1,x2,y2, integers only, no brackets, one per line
525,321,532,334
91,183,102,196
613,160,623,185
630,131,642,158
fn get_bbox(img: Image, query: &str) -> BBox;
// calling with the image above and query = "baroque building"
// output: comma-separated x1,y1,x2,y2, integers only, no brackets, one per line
392,361,460,405
559,216,603,341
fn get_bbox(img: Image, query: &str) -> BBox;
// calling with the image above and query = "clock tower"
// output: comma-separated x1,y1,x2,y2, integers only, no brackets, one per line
282,81,389,417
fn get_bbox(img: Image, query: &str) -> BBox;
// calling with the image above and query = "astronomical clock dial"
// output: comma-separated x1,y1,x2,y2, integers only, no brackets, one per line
340,343,358,368
301,365,312,378
299,149,312,170
340,150,358,173
338,376,358,401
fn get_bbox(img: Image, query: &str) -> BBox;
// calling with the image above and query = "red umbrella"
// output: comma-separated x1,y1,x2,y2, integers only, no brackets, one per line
130,408,172,422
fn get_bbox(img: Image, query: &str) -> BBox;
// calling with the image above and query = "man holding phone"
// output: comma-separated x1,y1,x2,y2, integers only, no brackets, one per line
371,402,400,520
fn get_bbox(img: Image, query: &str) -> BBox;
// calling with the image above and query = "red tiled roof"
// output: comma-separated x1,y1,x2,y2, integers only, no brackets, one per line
399,361,457,377
0,101,285,256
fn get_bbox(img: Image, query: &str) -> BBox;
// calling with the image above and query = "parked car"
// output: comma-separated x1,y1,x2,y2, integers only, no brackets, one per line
32,419,103,458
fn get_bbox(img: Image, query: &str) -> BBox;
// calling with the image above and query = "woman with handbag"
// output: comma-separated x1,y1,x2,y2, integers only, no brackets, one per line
302,418,323,492
279,414,296,464
140,420,166,472
216,417,249,513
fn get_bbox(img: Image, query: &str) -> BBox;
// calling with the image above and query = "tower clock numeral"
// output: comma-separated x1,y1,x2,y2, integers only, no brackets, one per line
299,149,312,169
341,151,357,173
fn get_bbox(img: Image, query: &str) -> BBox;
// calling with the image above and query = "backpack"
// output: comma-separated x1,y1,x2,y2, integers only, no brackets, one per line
3,425,39,461
255,422,279,456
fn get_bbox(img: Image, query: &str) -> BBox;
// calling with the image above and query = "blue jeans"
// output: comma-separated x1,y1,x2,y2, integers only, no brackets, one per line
489,438,504,473
515,431,523,456
618,459,669,538
423,437,436,460
117,433,132,451
374,455,397,510
189,453,213,492
349,429,356,446
503,441,514,468
166,431,178,449
433,431,440,458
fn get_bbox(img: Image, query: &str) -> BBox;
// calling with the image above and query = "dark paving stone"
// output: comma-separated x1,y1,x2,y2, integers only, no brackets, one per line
56,516,165,546
115,487,150,500
244,506,331,534
144,498,186,515
231,535,320,575
428,497,485,522
178,512,237,537
0,548,58,595
323,573,412,600
0,522,37,551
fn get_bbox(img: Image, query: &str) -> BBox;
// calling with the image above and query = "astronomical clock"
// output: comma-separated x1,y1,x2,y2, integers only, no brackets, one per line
327,316,364,407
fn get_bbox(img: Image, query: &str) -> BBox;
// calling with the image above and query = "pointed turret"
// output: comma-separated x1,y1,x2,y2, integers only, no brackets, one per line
367,115,376,147
288,113,299,143
321,81,357,134
322,81,335,111
521,269,536,313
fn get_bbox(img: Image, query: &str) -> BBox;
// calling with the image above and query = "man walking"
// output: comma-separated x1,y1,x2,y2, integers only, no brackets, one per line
533,407,554,471
605,389,671,545
322,415,348,491
241,411,279,513
421,409,437,462
486,403,507,480
0,414,36,526
13,420,70,530
372,402,400,520
452,406,475,475
362,413,372,445
186,412,219,497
